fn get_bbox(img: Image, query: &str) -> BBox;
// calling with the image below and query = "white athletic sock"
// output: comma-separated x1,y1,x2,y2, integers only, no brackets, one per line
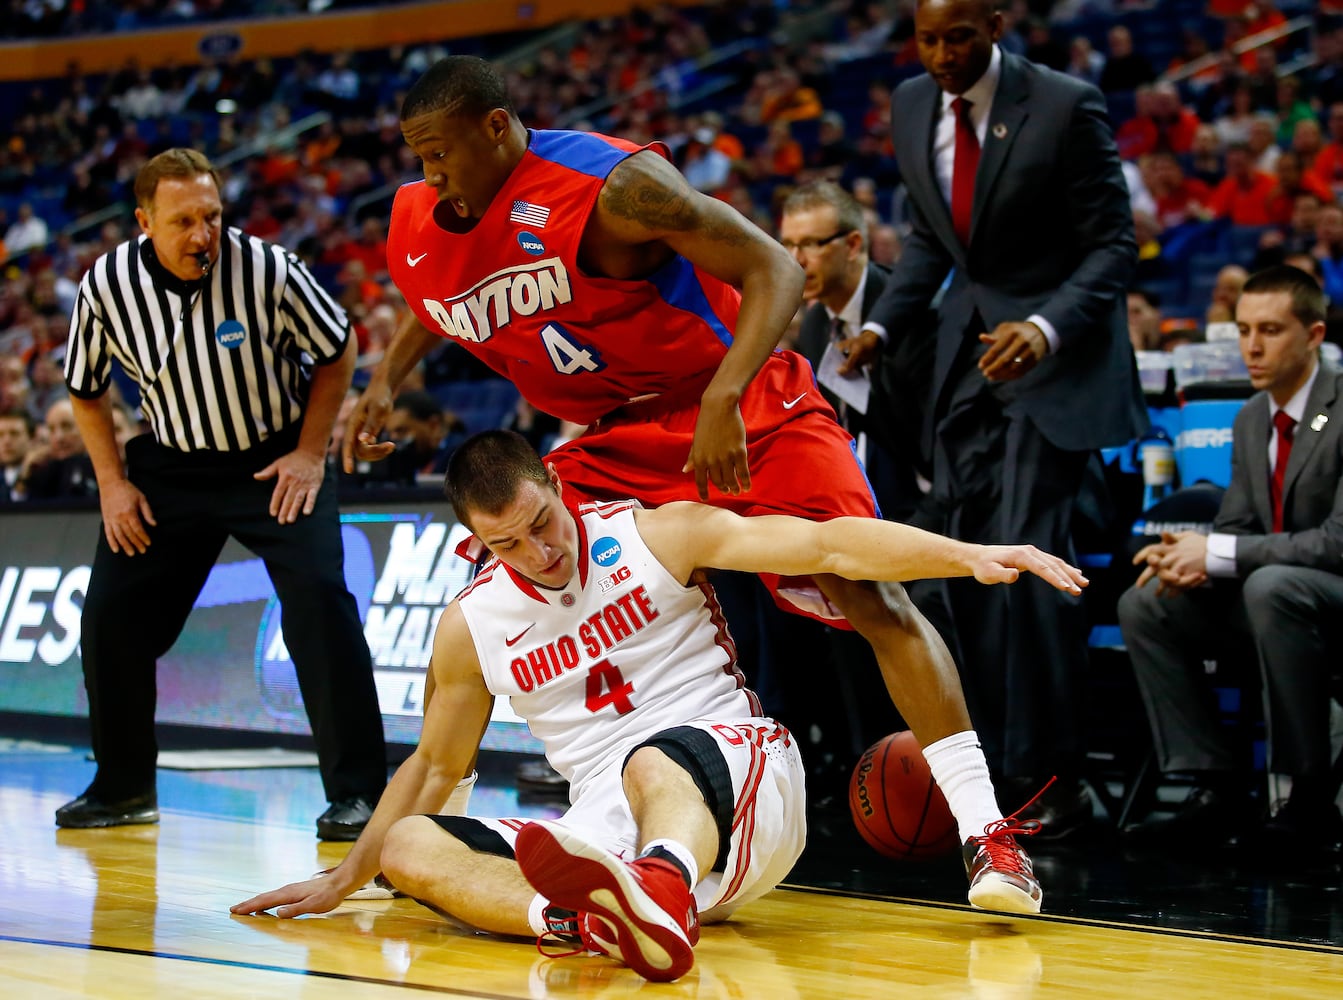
445,771,478,814
922,731,1003,844
526,892,553,936
639,838,699,889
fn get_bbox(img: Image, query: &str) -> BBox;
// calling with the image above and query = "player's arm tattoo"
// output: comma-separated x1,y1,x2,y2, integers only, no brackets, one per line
602,155,751,245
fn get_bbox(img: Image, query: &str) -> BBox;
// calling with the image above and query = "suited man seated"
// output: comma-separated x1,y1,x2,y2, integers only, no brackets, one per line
1118,265,1343,856
779,180,934,524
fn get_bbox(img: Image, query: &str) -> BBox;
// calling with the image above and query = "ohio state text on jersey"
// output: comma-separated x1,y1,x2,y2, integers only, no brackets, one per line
456,500,761,794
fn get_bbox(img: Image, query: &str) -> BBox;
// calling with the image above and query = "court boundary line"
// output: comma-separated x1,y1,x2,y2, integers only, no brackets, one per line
0,934,526,997
777,883,1343,956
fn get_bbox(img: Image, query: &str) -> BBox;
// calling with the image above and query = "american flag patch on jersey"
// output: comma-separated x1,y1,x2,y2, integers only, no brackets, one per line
509,200,551,228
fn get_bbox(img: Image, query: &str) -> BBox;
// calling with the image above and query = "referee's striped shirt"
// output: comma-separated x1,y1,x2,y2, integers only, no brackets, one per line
65,227,350,453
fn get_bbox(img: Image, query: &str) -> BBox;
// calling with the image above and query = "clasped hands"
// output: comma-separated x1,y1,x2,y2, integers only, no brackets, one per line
1132,531,1209,596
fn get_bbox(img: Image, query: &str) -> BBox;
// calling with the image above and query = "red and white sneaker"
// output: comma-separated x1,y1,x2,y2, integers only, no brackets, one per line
516,821,699,982
964,787,1046,915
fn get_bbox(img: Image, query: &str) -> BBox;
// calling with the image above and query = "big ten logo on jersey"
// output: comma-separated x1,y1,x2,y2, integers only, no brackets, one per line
0,565,88,667
256,516,475,720
422,258,572,345
599,565,631,594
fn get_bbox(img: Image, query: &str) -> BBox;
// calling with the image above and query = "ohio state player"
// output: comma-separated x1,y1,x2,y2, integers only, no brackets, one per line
237,431,1089,980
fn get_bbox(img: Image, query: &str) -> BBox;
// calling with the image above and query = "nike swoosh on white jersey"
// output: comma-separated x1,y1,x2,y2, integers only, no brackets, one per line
782,393,807,409
407,252,428,267
505,624,536,647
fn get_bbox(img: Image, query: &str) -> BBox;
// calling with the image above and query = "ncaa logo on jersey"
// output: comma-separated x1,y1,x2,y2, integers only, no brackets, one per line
591,536,622,568
517,231,545,256
215,319,246,349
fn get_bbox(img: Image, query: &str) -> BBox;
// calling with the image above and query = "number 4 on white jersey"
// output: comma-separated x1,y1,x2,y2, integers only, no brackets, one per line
540,323,606,375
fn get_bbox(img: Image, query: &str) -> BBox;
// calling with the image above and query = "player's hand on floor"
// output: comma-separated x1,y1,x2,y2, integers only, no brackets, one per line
231,875,346,918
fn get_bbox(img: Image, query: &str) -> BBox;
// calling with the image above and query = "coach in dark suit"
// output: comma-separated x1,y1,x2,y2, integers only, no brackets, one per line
1119,266,1343,853
852,0,1147,832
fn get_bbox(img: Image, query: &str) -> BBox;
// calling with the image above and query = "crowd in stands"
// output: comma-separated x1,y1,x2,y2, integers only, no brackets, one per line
1,0,1341,506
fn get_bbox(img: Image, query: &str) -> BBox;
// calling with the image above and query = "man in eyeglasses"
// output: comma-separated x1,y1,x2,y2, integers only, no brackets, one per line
781,180,935,525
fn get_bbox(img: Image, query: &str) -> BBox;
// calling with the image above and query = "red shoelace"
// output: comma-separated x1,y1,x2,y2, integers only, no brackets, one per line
968,776,1052,874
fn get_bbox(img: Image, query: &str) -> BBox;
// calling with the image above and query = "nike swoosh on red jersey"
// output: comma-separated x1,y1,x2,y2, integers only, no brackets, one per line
505,624,535,646
782,392,807,409
407,252,428,266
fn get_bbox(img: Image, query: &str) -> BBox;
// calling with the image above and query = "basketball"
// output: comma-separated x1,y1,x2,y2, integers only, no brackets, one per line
848,731,959,860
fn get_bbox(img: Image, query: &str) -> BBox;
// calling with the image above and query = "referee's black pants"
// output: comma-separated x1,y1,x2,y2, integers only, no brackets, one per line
80,430,388,805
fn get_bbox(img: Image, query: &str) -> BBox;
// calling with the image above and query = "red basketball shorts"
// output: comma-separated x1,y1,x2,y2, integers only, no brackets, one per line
547,350,879,624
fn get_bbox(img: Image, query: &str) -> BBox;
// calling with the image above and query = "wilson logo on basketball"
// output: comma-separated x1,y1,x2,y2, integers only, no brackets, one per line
853,756,877,819
848,731,958,861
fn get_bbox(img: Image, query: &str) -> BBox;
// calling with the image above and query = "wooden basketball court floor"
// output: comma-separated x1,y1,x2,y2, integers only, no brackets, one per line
1,733,1339,999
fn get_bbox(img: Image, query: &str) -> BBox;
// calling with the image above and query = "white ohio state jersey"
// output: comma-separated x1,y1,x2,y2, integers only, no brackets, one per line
457,500,760,795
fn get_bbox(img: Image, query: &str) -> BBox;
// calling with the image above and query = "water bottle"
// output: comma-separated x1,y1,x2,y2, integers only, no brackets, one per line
1137,429,1176,508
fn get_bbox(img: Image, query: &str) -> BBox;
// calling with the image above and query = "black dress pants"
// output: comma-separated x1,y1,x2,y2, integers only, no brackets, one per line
80,431,387,803
930,353,1090,780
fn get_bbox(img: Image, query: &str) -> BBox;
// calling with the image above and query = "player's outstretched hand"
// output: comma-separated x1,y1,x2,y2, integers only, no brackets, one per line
341,384,397,474
231,875,347,919
971,544,1088,594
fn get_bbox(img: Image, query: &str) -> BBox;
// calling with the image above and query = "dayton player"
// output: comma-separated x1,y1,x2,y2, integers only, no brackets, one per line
344,56,1048,911
236,431,1088,980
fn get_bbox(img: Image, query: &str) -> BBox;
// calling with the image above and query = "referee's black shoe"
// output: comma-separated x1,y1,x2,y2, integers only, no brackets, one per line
56,791,159,829
316,797,375,841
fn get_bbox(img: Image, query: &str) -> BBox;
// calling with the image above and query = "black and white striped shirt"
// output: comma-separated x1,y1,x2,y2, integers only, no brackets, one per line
65,228,349,453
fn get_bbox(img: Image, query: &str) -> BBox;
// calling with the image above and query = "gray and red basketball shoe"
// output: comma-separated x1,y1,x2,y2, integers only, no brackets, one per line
964,788,1046,915
518,820,699,982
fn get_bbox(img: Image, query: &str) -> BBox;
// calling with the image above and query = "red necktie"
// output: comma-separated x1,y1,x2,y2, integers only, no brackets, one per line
1270,409,1296,532
951,96,980,246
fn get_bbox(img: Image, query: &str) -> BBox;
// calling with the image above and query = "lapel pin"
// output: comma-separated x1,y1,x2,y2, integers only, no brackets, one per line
1311,413,1329,432
992,123,1008,139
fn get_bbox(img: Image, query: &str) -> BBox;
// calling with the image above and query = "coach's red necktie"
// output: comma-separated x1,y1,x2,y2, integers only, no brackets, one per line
951,96,980,246
1270,409,1296,532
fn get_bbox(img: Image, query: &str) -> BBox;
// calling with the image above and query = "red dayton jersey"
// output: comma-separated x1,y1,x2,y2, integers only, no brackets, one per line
387,130,743,424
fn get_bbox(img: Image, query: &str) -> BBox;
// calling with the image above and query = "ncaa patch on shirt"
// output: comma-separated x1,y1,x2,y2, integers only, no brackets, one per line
215,319,246,349
591,536,622,568
517,231,545,255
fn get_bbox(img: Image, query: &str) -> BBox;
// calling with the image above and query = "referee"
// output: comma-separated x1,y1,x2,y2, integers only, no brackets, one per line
55,148,387,840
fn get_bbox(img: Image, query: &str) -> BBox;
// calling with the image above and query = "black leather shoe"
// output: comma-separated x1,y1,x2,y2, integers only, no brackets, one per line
1010,777,1095,841
1255,798,1343,858
316,797,375,841
1122,787,1237,848
515,757,569,796
55,791,158,829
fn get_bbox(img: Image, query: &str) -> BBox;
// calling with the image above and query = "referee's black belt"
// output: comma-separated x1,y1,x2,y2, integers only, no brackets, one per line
127,422,303,475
